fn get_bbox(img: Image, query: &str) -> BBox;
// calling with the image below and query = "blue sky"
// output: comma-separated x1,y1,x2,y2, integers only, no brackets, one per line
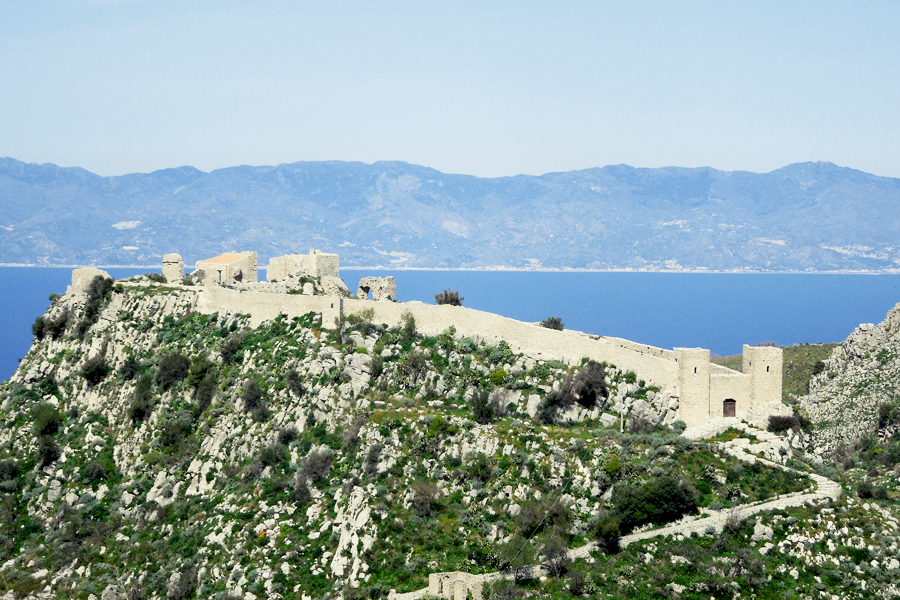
2,0,898,178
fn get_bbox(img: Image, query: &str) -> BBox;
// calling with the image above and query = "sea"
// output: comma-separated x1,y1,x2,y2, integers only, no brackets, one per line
2,266,900,381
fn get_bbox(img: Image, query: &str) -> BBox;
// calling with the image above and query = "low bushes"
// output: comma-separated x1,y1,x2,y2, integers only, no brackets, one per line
129,373,154,424
540,316,564,330
33,403,63,436
242,379,269,422
155,353,191,391
768,415,800,434
80,355,112,386
434,289,464,306
538,360,609,423
610,475,700,534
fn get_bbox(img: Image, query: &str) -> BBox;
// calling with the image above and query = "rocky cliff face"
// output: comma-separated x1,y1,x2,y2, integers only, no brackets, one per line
1,274,899,600
801,302,900,456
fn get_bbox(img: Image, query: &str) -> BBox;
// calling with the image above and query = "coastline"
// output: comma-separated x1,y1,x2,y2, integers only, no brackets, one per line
1,263,899,275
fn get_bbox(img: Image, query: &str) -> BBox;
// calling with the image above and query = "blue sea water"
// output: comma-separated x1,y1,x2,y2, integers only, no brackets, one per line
2,267,900,381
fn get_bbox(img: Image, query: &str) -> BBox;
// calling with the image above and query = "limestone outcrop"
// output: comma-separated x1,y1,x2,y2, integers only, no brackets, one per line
801,301,900,455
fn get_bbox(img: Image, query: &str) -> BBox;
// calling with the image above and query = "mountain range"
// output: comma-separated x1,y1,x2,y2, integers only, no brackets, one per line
2,157,899,271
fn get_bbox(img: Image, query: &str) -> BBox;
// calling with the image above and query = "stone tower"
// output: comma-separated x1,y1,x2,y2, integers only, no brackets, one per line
743,345,783,414
162,254,184,283
675,347,711,427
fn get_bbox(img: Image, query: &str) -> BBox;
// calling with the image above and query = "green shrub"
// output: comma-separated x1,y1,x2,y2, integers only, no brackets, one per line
38,437,61,466
129,373,154,424
33,403,63,436
76,276,115,339
434,289,464,306
242,380,269,422
221,332,245,364
185,356,215,387
592,511,621,552
285,369,305,397
159,413,193,449
857,479,874,498
489,369,507,386
301,449,333,482
80,355,112,386
769,415,800,434
671,420,687,434
155,353,191,391
472,390,501,425
193,372,217,416
537,360,609,423
278,427,298,445
873,485,890,500
611,476,699,533
400,309,417,341
411,479,440,516
259,443,287,468
32,316,46,340
44,310,69,340
120,354,141,381
540,316,564,330
83,460,107,482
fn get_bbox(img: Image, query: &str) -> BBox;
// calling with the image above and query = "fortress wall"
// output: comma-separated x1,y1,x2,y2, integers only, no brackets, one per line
196,286,342,328
602,337,675,360
189,286,769,423
709,373,751,419
342,299,679,387
710,363,739,375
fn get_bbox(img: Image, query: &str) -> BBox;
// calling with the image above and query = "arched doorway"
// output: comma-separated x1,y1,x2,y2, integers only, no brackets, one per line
723,399,736,418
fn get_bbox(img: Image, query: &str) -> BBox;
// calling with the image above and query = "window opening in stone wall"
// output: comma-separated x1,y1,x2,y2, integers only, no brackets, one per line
694,367,697,373
767,365,769,372
723,399,736,418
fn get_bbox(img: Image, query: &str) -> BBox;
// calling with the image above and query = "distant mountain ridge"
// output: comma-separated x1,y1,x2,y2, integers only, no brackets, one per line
1,157,899,271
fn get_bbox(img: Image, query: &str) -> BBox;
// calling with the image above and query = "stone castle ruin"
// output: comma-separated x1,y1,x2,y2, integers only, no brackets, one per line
195,251,258,285
84,249,785,429
357,276,397,301
267,249,339,281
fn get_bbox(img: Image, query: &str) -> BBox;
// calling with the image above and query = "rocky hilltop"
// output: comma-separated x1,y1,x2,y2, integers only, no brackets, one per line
1,272,899,599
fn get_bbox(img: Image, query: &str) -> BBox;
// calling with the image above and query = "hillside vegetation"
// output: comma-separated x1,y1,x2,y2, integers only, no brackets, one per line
0,277,898,599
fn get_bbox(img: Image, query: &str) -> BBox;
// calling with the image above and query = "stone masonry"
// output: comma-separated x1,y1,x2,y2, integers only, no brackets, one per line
195,251,258,286
266,249,339,282
357,276,397,301
162,253,184,283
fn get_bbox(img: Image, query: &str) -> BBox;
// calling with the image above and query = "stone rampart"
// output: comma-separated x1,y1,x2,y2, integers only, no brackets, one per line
603,337,675,360
195,285,342,328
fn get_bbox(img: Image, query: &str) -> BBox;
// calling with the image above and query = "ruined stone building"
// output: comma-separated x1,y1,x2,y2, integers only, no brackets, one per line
195,252,258,285
266,249,339,282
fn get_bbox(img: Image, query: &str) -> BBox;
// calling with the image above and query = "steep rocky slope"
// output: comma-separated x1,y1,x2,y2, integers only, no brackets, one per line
801,302,900,457
1,275,899,600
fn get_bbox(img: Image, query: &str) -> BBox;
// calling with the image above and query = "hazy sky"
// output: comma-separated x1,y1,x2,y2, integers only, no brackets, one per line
2,1,898,178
